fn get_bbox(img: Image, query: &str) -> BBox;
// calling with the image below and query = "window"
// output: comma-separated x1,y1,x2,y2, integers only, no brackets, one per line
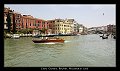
30,23,31,26
15,20,17,23
19,20,20,23
18,15,20,18
42,22,45,24
34,24,36,26
6,24,8,27
26,23,27,28
6,14,7,16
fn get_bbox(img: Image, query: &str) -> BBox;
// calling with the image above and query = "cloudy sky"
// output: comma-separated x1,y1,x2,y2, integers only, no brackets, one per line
5,4,116,28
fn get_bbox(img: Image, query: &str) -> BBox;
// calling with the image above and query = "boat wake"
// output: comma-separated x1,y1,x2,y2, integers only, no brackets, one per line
35,42,64,44
34,41,70,44
64,41,71,43
41,42,56,44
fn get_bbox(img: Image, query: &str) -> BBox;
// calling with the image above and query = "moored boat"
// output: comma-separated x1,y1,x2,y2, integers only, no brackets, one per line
101,36,108,39
11,34,20,39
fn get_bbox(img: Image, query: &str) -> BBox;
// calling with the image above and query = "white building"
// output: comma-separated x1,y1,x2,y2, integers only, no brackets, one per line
79,26,83,33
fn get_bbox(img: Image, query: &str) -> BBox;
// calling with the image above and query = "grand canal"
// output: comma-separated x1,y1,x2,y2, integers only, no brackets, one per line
4,34,116,67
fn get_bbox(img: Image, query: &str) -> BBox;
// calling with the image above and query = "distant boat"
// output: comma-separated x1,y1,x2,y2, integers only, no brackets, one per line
99,35,103,37
101,36,108,39
32,37,65,43
77,34,81,36
11,34,20,39
113,35,116,39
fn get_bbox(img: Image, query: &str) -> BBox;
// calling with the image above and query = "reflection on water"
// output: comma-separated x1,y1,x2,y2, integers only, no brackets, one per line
4,34,116,67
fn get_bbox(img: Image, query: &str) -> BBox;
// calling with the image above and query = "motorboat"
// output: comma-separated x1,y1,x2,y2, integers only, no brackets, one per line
113,35,116,39
11,34,20,39
100,35,108,39
32,37,64,43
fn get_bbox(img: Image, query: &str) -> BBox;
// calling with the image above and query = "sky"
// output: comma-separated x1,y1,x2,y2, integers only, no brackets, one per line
4,4,116,28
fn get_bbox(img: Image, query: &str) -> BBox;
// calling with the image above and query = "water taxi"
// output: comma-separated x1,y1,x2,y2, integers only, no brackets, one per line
32,37,64,43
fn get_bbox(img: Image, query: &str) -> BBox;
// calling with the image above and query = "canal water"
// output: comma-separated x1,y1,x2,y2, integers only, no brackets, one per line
4,34,116,67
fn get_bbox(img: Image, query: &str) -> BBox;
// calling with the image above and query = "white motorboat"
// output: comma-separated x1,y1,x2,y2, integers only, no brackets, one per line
11,34,20,39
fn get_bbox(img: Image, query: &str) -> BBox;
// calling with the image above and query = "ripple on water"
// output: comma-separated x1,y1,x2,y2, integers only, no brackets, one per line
4,35,116,67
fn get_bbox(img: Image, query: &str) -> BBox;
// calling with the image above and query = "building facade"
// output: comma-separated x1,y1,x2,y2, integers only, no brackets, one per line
4,7,14,31
47,19,75,34
21,15,49,34
4,7,87,35
107,24,116,34
4,7,50,34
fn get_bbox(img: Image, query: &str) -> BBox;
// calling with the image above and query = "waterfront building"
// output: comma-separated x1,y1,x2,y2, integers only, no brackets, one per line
54,19,74,34
87,25,115,34
21,15,35,29
87,27,97,34
21,15,49,34
21,15,48,30
78,24,84,34
47,18,75,34
13,12,22,31
96,26,107,34
71,21,77,33
54,19,65,34
107,24,116,34
4,7,22,33
82,26,88,34
47,20,55,34
64,19,74,34
4,7,14,32
4,7,88,35
4,7,50,34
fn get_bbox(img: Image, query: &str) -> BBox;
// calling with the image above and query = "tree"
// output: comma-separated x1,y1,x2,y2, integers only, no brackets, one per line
13,14,16,34
6,12,11,33
40,28,47,34
18,29,27,34
4,31,6,38
27,28,33,34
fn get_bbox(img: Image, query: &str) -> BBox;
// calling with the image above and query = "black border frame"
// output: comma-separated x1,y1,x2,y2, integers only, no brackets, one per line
1,0,118,71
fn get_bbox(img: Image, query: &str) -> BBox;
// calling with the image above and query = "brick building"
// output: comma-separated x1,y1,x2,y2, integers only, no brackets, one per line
4,7,50,34
4,7,14,31
21,15,50,34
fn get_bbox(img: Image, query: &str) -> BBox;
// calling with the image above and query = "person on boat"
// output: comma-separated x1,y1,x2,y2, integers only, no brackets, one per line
106,34,109,37
46,37,48,39
56,37,59,39
102,34,104,36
